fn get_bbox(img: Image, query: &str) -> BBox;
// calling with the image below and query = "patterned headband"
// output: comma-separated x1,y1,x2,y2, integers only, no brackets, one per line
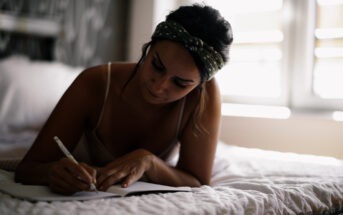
151,21,224,81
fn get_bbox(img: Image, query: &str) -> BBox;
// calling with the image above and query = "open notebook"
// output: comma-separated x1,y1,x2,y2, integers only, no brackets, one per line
0,181,191,201
0,170,191,202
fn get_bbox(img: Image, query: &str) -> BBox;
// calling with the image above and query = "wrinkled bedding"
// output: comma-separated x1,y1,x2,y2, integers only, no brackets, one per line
0,131,342,215
0,129,37,171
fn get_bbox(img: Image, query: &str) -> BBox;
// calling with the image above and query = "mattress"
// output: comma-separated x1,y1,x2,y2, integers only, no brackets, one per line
0,131,343,215
0,129,37,171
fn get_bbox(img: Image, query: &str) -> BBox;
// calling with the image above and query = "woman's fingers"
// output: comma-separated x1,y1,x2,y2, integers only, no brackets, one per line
52,166,89,190
60,158,93,185
49,166,89,194
97,166,118,186
49,158,94,194
79,162,97,184
98,166,144,190
122,168,143,188
96,149,155,190
98,170,128,191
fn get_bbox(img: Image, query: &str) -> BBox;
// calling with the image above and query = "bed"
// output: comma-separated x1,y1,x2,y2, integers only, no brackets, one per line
1,5,343,214
0,131,343,214
0,58,343,213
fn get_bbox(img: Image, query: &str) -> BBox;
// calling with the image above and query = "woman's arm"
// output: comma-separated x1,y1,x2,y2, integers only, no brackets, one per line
96,79,221,189
15,66,106,193
148,78,221,186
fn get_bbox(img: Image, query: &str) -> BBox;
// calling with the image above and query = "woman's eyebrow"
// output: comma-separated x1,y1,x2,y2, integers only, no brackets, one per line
176,77,194,83
155,51,195,83
155,52,166,70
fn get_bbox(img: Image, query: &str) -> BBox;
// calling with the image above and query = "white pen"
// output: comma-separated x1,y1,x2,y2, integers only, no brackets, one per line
53,136,98,193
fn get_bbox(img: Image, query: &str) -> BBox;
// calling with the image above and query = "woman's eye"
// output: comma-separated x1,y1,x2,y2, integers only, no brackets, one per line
152,59,164,72
174,80,186,88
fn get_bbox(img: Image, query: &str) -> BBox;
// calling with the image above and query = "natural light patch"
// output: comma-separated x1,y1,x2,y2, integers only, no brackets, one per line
234,30,283,43
216,61,282,98
315,48,343,58
314,1,343,100
221,103,291,119
313,60,343,99
315,28,343,39
206,0,282,14
332,111,343,121
203,0,284,101
230,47,282,61
235,30,283,43
317,0,343,5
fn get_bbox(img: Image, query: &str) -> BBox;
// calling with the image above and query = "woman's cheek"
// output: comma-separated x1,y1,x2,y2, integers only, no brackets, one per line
175,88,192,100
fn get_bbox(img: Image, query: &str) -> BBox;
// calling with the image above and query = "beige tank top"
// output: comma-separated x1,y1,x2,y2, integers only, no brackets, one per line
72,62,186,166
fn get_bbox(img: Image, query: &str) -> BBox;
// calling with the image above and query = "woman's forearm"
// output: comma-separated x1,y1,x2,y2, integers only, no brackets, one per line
146,155,201,187
15,161,56,185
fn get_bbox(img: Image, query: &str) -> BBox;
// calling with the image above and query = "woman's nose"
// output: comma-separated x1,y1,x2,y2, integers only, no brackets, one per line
151,77,169,94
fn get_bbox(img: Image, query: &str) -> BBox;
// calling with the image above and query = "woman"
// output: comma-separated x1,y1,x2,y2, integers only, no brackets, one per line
15,4,233,195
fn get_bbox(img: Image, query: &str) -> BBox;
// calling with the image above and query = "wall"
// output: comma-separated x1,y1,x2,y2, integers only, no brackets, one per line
127,0,185,62
219,115,343,159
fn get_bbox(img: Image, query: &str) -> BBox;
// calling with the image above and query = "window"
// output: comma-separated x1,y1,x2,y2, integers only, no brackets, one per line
314,0,343,99
206,0,285,106
199,0,343,112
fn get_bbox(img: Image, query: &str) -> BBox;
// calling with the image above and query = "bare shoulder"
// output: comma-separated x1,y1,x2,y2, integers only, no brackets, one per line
205,78,221,98
77,64,108,95
186,77,220,105
80,62,136,87
75,62,136,107
109,62,137,92
186,78,221,112
181,78,221,127
204,78,221,111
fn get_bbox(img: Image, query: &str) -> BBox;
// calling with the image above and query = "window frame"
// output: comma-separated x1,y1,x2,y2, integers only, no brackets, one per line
205,0,343,111
290,0,343,111
130,0,343,112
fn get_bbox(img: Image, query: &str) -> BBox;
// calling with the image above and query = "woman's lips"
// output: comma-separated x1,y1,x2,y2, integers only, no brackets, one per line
148,89,160,98
147,88,162,99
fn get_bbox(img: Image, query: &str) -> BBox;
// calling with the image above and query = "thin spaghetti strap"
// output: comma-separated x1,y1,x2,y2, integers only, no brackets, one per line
93,62,112,130
175,97,186,139
158,97,186,159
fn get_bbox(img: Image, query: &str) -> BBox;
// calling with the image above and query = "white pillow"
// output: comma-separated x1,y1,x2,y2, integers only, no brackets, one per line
0,55,83,131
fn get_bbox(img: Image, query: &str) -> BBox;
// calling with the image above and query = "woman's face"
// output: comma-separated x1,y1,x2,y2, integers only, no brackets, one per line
138,40,201,105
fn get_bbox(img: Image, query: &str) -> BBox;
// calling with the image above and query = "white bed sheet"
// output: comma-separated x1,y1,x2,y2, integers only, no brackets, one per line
0,129,37,171
0,135,342,215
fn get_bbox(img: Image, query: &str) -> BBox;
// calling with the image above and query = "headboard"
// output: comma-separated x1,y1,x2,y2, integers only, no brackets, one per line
0,0,127,67
0,1,65,61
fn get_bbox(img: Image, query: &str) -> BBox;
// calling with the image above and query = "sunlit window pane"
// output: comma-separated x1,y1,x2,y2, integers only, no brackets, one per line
314,59,343,98
216,43,282,98
313,1,343,99
205,0,284,98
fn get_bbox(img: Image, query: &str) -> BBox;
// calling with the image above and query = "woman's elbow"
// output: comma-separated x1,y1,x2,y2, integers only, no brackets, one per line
199,179,211,186
196,174,212,187
190,176,209,187
191,179,202,187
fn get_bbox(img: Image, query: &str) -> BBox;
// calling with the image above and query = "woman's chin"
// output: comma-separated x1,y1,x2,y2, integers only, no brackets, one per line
142,92,164,104
147,98,167,105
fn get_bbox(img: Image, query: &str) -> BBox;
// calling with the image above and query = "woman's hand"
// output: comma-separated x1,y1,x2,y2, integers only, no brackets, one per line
48,157,97,195
97,149,155,191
